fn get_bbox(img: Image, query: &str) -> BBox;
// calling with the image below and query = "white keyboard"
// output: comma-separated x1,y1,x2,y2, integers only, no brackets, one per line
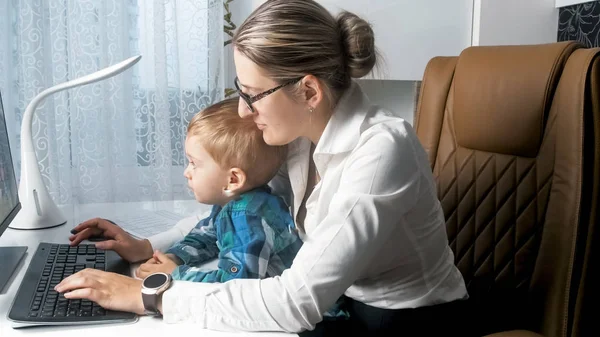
113,210,184,239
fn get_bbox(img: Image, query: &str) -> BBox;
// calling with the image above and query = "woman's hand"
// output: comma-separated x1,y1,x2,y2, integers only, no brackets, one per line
136,251,179,279
69,217,154,263
55,269,146,315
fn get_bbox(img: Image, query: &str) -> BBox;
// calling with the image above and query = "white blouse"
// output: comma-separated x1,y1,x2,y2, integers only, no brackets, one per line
148,82,468,333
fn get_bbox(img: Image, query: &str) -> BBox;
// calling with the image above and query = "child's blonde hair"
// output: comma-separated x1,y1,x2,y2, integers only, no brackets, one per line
187,98,287,188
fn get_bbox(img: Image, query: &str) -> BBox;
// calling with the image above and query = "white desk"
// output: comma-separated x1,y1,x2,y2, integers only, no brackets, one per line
0,201,293,337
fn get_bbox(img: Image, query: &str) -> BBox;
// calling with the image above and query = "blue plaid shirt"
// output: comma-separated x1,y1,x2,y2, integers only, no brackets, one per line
166,186,302,283
165,186,349,319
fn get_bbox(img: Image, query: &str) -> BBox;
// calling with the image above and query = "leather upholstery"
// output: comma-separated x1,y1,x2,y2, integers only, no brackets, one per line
453,43,578,157
414,41,600,337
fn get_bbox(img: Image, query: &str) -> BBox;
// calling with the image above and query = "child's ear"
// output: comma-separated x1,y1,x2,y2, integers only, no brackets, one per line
226,167,247,194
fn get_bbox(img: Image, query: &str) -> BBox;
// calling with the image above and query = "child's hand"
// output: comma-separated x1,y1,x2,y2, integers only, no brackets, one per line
135,250,179,279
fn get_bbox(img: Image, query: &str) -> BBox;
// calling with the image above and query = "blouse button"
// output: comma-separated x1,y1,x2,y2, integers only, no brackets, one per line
230,266,238,273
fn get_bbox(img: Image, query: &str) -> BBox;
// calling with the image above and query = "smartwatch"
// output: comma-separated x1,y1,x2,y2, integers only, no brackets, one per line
141,272,172,316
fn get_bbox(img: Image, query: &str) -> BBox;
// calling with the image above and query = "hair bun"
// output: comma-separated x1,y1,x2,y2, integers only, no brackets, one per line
337,11,377,78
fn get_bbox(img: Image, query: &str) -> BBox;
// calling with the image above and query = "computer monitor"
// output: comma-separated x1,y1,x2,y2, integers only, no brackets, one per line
0,90,27,293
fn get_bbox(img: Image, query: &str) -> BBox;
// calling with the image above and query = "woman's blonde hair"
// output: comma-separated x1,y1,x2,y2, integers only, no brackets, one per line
187,98,287,188
232,0,378,106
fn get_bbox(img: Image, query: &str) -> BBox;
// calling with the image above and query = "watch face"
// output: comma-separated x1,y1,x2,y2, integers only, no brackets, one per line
144,273,168,289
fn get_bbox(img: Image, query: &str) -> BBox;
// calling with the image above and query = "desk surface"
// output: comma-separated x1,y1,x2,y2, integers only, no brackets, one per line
0,201,292,336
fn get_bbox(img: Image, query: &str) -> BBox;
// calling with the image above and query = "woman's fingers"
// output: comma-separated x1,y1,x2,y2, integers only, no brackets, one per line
55,268,101,293
69,227,101,246
94,239,120,251
63,287,101,303
70,218,104,235
69,218,129,249
55,269,145,315
68,218,153,263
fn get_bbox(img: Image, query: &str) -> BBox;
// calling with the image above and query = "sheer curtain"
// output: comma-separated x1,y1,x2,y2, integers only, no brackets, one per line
0,0,224,204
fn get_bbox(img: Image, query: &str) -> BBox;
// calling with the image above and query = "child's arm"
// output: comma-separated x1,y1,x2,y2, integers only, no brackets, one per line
146,211,207,253
166,206,220,266
171,213,273,283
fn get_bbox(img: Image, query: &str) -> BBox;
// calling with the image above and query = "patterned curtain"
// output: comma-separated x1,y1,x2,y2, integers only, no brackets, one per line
0,0,224,204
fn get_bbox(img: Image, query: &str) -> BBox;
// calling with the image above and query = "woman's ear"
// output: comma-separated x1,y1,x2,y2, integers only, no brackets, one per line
225,167,247,195
301,75,324,108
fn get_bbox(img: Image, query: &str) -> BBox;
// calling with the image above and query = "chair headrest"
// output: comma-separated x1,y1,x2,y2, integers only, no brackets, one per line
453,42,579,157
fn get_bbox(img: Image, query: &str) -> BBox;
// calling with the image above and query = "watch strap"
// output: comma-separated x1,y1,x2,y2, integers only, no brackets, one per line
142,292,160,316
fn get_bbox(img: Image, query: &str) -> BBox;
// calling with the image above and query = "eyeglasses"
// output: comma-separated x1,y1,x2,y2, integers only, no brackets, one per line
234,76,303,113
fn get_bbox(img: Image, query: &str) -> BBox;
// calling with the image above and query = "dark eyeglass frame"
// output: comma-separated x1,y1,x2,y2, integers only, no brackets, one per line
234,76,304,113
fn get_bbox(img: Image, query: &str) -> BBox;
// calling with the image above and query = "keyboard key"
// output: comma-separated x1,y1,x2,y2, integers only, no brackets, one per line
92,308,105,316
29,311,39,317
67,309,79,316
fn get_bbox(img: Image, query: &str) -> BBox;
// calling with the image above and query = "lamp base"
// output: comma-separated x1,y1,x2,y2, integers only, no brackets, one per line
8,203,67,230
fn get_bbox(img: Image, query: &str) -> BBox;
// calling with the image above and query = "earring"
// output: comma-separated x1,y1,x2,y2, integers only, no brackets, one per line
223,189,234,197
308,106,314,113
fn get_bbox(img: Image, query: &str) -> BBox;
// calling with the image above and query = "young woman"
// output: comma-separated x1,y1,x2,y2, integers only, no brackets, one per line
59,1,469,335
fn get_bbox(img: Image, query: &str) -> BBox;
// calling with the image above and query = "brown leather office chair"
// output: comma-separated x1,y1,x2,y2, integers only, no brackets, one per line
413,41,600,337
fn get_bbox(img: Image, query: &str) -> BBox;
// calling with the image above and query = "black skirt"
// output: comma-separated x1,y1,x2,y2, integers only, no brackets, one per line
299,297,475,337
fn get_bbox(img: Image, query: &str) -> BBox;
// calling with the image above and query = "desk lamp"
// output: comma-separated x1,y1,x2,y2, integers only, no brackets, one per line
9,55,142,230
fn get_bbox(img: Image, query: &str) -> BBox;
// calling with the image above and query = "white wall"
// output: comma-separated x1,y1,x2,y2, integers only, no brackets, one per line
315,0,473,81
224,0,254,92
555,0,596,7
356,80,418,124
474,0,559,46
